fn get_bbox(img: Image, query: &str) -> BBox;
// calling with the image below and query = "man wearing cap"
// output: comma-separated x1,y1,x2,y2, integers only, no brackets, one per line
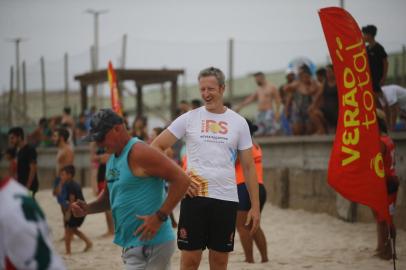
152,67,260,270
71,109,190,269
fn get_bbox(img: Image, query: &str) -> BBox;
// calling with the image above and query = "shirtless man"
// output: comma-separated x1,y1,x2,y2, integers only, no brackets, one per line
235,72,281,135
284,64,322,135
53,128,74,175
52,128,74,239
61,107,75,145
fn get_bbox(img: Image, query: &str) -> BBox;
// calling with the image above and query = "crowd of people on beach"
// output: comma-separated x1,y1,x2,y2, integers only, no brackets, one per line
0,23,403,269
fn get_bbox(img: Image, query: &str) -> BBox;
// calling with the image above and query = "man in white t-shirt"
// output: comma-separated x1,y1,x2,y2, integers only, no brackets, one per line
382,84,406,130
152,67,260,270
0,156,66,269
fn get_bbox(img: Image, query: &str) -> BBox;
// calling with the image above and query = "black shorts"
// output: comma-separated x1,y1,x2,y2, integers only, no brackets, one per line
177,197,238,252
237,183,267,211
65,216,85,228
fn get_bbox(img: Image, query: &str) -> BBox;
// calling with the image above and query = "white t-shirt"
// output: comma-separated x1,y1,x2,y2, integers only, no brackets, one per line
382,84,406,110
168,106,252,202
0,178,65,270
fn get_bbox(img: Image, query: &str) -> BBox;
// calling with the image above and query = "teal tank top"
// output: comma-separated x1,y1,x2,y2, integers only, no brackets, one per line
106,137,174,248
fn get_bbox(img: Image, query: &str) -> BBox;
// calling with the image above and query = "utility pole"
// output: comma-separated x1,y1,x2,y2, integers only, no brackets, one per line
64,52,69,107
22,60,27,118
8,66,14,126
340,0,344,9
228,38,234,101
40,56,47,117
85,9,108,109
85,9,108,71
121,34,127,69
6,37,27,109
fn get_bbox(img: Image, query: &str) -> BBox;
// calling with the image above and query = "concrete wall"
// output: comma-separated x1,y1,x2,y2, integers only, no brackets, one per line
0,145,92,190
257,133,406,230
1,132,405,229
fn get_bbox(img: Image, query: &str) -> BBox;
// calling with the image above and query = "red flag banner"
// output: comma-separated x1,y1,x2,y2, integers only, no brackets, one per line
318,7,389,222
107,61,123,116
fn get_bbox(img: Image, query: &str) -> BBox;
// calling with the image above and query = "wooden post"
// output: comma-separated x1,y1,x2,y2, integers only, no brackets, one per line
90,45,98,108
136,83,143,117
22,61,27,119
118,34,127,102
80,83,88,113
228,38,234,101
181,71,187,100
402,45,406,86
170,79,178,120
121,34,127,68
64,52,69,107
40,56,47,117
15,40,20,110
8,66,14,126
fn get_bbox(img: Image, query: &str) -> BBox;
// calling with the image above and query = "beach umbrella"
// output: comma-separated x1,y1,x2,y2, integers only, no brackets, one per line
287,57,317,76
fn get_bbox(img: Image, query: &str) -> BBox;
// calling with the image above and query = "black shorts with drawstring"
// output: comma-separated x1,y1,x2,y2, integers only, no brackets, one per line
177,196,238,252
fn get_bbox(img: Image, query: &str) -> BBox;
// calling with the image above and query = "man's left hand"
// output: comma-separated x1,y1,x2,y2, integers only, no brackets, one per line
134,214,162,241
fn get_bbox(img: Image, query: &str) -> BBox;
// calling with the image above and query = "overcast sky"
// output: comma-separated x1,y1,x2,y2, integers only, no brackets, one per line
1,0,406,93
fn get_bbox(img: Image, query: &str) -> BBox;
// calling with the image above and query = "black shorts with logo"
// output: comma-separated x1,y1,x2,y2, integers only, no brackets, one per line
177,196,238,252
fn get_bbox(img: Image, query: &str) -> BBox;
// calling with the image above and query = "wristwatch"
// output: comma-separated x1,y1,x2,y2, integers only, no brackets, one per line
155,210,168,222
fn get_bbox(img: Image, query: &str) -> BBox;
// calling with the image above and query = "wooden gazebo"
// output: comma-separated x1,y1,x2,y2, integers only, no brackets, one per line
74,68,184,119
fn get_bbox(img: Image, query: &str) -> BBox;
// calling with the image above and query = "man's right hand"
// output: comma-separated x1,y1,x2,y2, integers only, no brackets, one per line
186,180,200,198
71,199,88,217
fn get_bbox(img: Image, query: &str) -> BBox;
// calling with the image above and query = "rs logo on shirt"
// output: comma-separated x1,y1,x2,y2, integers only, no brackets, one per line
201,120,228,134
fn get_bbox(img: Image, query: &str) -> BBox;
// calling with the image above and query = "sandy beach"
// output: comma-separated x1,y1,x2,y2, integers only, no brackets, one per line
36,187,405,270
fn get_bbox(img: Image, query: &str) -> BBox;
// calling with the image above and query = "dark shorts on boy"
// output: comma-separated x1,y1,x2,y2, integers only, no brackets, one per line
237,183,267,211
65,216,85,229
177,196,238,252
53,177,67,207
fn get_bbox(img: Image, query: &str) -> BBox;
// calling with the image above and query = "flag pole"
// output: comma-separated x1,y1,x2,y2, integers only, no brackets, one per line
387,223,396,270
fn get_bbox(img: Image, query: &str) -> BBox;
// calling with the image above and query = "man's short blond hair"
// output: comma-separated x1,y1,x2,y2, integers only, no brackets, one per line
198,67,225,87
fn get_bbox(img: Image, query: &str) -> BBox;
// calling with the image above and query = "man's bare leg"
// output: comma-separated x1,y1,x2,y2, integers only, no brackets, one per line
180,250,203,270
209,249,229,270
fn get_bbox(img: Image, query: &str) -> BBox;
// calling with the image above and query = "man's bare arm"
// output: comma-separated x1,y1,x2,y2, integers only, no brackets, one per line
235,92,258,112
239,148,260,235
284,81,299,93
130,143,190,240
271,86,282,118
71,186,111,217
27,162,37,190
130,143,190,215
151,129,178,153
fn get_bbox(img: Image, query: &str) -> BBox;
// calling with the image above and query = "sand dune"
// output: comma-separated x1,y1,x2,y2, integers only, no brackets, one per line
36,188,405,270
